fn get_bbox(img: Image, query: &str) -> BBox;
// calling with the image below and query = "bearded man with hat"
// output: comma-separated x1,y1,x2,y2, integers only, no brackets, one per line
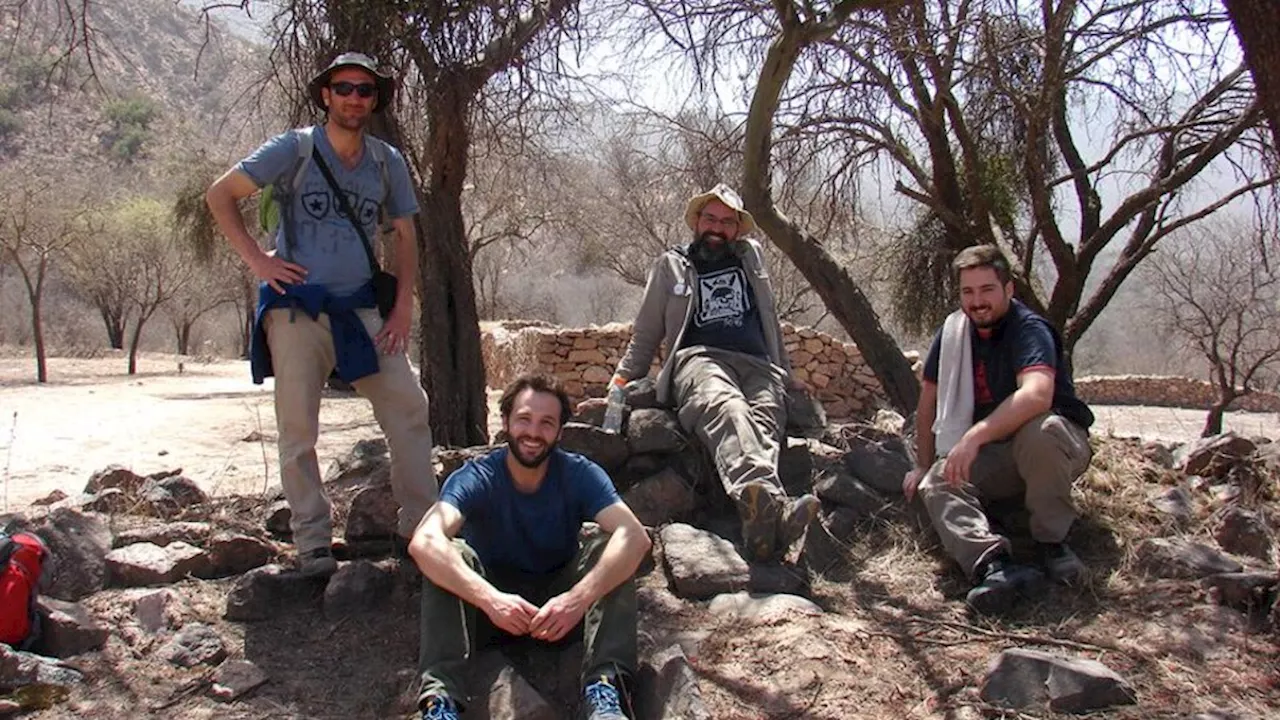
611,184,819,562
206,52,435,577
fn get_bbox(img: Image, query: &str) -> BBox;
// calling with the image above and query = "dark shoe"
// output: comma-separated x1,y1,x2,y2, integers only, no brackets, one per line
420,695,461,720
1038,542,1085,585
965,555,1044,616
298,547,338,578
582,673,629,720
736,482,782,562
779,494,820,550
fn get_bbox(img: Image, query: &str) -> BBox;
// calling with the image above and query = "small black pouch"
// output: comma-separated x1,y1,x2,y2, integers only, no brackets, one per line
372,270,398,319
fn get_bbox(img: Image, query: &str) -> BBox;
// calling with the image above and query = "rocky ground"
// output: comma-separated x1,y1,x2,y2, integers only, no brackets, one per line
0,377,1276,719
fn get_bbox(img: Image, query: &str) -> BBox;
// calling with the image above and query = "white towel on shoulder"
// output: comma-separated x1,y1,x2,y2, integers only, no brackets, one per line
932,309,974,456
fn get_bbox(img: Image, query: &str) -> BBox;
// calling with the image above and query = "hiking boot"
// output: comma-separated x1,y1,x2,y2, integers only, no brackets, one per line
965,555,1044,616
298,547,337,578
735,482,782,562
420,695,460,720
778,494,820,550
581,673,629,720
1038,541,1086,585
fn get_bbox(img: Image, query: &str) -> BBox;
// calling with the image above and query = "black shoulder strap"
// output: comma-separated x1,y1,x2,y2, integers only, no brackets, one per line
310,147,382,274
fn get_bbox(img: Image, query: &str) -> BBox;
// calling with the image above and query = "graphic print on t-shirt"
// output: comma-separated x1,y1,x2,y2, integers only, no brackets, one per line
695,267,751,328
302,191,330,220
974,360,993,404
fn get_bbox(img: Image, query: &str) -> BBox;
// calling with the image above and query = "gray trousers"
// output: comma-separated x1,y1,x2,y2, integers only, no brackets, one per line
917,413,1092,577
671,346,788,502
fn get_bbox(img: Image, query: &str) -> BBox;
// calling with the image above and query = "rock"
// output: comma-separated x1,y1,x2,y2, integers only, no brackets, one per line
1210,484,1242,505
1214,507,1272,561
1201,572,1278,614
33,597,108,658
623,377,660,409
470,651,558,720
265,500,292,536
813,468,885,518
159,623,227,668
31,490,68,507
622,469,698,527
658,524,805,600
323,560,394,617
638,644,710,720
224,564,325,621
436,446,494,482
84,465,149,495
1149,486,1194,522
1135,538,1243,580
1141,441,1176,469
1176,432,1256,478
778,437,814,496
706,592,822,622
573,397,609,426
210,659,268,702
141,476,209,518
871,409,906,436
83,488,132,514
560,422,630,470
0,644,83,691
131,589,180,633
8,508,112,601
980,647,1136,714
344,485,399,540
323,438,390,487
626,409,687,455
207,533,275,577
114,521,213,548
785,387,827,438
843,437,913,495
796,516,847,576
105,541,212,586
820,505,861,541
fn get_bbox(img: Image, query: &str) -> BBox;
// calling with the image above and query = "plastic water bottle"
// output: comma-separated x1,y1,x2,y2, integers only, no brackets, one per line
602,380,626,434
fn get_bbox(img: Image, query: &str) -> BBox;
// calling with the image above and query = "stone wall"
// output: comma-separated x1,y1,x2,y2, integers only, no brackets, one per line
480,321,886,421
1074,375,1280,413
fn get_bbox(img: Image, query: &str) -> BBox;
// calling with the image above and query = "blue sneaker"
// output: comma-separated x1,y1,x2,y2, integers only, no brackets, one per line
420,695,460,720
582,674,628,719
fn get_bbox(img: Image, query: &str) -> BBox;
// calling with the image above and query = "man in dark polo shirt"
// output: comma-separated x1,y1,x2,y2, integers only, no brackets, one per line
903,245,1094,615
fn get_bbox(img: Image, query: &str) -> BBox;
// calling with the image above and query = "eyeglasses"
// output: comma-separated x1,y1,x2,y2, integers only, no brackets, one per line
698,212,739,229
329,81,377,99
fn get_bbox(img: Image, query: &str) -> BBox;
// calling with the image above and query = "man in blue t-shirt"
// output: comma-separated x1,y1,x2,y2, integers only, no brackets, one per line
612,184,818,563
903,245,1095,615
409,374,651,720
206,52,435,578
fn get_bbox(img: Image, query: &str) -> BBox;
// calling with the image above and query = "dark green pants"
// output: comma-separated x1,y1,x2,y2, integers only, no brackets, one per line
417,535,638,709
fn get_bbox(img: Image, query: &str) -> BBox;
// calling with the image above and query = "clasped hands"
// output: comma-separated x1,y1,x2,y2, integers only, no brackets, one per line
483,589,587,643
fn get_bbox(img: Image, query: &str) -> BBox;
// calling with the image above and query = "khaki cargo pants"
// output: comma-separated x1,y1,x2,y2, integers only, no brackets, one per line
265,307,436,555
671,346,788,503
917,412,1091,577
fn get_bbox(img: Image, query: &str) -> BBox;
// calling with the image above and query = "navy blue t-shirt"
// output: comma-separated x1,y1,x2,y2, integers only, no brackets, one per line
439,448,621,575
923,300,1093,429
679,249,769,358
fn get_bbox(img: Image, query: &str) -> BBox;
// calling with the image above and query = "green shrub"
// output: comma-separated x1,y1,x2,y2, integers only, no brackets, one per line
104,98,158,130
0,108,22,139
110,125,149,160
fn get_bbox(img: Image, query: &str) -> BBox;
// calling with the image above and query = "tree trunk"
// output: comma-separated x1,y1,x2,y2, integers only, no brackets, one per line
176,320,193,356
1202,399,1229,437
127,319,144,375
30,275,47,384
1225,0,1280,149
740,18,920,414
418,86,489,447
99,304,126,350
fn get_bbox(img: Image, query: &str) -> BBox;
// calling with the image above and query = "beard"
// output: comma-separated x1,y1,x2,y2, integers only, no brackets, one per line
507,433,556,469
329,107,371,131
692,231,732,263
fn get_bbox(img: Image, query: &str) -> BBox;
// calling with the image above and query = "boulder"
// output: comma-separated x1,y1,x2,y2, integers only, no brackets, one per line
1214,507,1272,561
210,659,269,702
436,446,496,482
1135,538,1243,580
105,541,212,586
33,597,109,658
224,564,326,622
0,644,83,692
785,388,827,439
469,651,558,720
870,409,906,436
323,438,390,487
1176,432,1256,478
84,465,149,495
141,476,209,518
1148,486,1194,523
559,422,630,470
265,500,292,536
9,508,112,601
658,524,805,600
83,488,132,514
159,623,227,668
638,644,710,720
344,485,399,540
623,377,660,410
31,490,68,507
323,560,395,617
843,437,913,495
1141,441,1176,469
1201,572,1278,614
622,469,698,527
778,438,814,496
706,592,822,622
980,648,1136,714
626,409,687,455
131,588,181,633
813,468,885,518
207,533,275,577
114,522,213,548
573,397,609,427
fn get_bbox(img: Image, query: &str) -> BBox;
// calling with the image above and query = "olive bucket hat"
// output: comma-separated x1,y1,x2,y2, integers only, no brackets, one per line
308,52,395,113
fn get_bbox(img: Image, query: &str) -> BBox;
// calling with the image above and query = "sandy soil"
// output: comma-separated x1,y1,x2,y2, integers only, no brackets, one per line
1,352,1276,511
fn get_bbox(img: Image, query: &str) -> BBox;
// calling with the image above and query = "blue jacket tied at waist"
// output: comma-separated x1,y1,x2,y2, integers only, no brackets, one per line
250,282,380,385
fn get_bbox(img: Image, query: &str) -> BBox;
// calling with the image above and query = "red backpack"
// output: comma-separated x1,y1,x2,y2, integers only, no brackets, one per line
0,530,50,649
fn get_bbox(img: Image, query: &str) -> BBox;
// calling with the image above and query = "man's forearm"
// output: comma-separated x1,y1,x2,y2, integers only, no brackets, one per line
568,526,649,605
411,536,497,610
391,222,417,308
206,186,265,268
915,410,936,468
965,385,1050,446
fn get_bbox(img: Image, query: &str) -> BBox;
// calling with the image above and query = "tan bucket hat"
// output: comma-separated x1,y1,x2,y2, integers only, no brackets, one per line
683,183,756,235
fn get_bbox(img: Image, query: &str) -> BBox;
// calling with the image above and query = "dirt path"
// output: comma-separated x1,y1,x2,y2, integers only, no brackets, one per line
1,353,1276,509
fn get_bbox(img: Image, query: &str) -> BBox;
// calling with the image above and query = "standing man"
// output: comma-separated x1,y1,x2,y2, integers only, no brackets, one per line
206,52,435,577
411,374,650,720
904,245,1095,615
612,183,818,562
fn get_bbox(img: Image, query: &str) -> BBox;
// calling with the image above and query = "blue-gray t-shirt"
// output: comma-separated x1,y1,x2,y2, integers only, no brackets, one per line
236,126,419,296
439,448,621,575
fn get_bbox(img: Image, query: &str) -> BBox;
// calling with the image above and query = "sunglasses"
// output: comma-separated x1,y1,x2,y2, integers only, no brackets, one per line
329,81,377,99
